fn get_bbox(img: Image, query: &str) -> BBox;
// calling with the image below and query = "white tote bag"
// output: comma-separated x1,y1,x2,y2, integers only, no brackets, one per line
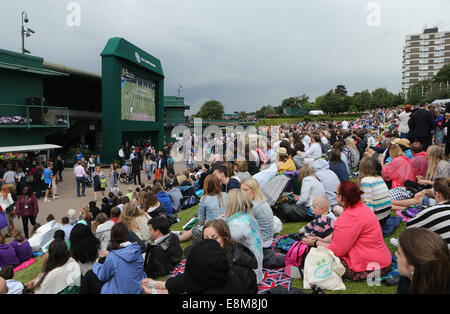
303,246,346,291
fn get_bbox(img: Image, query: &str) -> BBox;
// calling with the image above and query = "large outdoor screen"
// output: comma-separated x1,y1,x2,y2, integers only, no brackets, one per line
121,66,156,121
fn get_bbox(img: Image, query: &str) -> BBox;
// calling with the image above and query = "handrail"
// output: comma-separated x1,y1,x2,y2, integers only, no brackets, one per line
0,103,70,128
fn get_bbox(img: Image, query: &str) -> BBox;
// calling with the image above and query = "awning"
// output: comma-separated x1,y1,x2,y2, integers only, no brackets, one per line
0,61,68,77
0,144,62,154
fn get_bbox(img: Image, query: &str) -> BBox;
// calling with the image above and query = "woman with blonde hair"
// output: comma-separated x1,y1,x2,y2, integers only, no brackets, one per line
0,184,16,237
380,144,415,188
224,189,263,282
241,178,285,268
277,164,326,223
418,145,450,185
118,202,151,242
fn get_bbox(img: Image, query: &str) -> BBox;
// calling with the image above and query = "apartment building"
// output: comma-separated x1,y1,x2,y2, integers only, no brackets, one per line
402,27,450,96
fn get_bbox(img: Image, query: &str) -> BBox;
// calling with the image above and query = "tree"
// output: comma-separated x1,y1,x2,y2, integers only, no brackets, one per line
280,94,310,113
315,90,342,114
238,111,247,120
351,90,371,112
371,88,394,109
196,100,224,120
255,105,275,118
434,64,450,84
334,85,348,97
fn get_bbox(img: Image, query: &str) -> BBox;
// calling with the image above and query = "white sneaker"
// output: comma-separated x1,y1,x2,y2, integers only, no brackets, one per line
44,198,50,202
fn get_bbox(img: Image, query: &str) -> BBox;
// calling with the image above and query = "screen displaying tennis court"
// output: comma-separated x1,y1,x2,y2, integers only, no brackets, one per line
121,67,156,122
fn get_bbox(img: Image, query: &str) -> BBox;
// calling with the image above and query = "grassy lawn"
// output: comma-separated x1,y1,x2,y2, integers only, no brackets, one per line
14,204,405,294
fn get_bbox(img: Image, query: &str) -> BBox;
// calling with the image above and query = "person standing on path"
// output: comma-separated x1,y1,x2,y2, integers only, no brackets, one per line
74,161,88,198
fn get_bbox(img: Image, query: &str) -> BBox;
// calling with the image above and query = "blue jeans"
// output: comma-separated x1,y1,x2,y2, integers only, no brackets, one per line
76,177,86,196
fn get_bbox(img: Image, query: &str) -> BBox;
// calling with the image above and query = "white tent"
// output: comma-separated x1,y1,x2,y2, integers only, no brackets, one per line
431,99,450,105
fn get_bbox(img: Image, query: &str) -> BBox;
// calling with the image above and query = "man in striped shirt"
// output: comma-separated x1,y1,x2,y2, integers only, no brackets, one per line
407,178,450,248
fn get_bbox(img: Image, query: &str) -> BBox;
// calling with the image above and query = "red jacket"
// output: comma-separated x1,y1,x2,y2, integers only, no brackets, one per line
15,194,39,217
328,201,392,273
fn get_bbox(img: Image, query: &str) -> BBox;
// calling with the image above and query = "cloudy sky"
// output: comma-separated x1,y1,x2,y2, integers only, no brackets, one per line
1,0,449,114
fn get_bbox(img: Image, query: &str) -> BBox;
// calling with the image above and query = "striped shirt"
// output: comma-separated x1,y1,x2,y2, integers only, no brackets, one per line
407,201,450,249
302,215,336,238
360,176,392,222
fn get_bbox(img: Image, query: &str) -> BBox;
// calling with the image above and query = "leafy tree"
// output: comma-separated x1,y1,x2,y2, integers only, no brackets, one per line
256,105,275,118
351,90,371,112
238,111,247,120
196,100,225,120
334,85,348,97
434,64,450,84
371,88,394,109
280,94,310,113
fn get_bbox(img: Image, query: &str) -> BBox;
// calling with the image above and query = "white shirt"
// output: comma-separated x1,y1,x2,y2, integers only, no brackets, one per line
118,149,125,158
342,121,349,130
302,142,322,159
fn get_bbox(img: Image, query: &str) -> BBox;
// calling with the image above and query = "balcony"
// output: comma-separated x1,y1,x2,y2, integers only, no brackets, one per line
0,104,70,129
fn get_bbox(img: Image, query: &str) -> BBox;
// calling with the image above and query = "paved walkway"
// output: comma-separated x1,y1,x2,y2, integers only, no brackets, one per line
7,163,187,240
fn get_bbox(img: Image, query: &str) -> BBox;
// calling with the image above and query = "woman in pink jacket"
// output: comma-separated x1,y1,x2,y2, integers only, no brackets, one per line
380,144,415,188
303,181,392,281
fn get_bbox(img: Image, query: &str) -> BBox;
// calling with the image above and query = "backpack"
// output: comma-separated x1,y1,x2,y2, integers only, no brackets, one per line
285,241,309,269
180,195,199,211
275,233,304,253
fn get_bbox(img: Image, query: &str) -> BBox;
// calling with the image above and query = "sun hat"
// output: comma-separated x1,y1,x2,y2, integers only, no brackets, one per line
277,147,288,156
392,138,411,148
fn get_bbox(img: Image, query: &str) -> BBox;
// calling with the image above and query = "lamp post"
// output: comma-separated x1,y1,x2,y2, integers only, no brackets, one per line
21,11,35,54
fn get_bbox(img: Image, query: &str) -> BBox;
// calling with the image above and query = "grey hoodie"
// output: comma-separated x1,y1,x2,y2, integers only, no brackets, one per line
312,159,340,207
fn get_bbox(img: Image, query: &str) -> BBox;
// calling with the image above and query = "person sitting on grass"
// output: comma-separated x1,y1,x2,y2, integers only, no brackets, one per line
0,266,24,294
80,222,146,294
143,216,182,279
9,230,32,265
27,239,81,294
395,228,450,294
179,174,227,243
0,234,19,269
298,196,336,243
142,219,258,295
303,181,392,281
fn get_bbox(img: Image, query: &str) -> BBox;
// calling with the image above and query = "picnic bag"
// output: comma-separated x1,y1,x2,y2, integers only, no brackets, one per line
303,247,346,291
180,195,199,211
275,234,304,252
284,241,309,268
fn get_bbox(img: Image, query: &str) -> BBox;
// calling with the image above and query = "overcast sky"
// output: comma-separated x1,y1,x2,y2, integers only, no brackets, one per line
1,0,449,114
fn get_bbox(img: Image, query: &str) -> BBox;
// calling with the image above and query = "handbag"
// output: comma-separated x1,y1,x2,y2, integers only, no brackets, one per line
303,247,346,291
0,212,8,230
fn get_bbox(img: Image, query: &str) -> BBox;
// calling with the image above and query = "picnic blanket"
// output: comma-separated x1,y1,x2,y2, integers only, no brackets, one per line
169,236,292,294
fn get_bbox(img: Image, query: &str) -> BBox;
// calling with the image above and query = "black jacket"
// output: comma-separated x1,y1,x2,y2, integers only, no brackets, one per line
226,242,258,294
165,242,258,295
131,157,141,174
144,232,182,279
408,108,435,139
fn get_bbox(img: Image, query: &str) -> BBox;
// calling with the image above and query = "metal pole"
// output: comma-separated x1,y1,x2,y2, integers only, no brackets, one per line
21,12,25,54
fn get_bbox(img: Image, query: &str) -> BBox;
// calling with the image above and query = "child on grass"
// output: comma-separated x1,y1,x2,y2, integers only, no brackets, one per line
298,196,336,242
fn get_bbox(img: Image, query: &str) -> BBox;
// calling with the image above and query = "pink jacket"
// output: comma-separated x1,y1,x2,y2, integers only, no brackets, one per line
328,202,392,273
381,156,415,188
411,152,429,179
